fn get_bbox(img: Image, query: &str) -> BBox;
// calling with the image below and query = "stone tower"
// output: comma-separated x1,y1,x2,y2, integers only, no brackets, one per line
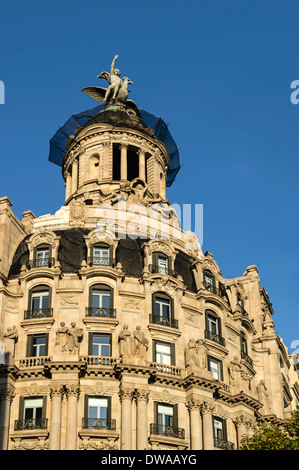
0,58,298,450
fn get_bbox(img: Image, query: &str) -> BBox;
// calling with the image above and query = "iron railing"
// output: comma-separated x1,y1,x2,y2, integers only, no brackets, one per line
149,314,178,329
29,258,55,269
24,308,53,320
150,423,185,440
14,418,48,431
149,265,176,277
82,418,116,430
85,307,116,318
205,329,226,346
214,437,234,450
88,257,115,267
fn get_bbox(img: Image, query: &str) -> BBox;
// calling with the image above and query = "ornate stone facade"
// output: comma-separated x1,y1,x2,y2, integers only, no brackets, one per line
0,90,298,451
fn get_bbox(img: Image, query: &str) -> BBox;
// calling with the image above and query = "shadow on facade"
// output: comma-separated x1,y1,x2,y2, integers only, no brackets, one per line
0,347,11,450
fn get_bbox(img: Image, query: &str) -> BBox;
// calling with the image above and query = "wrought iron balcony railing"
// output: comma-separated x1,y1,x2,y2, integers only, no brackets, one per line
205,329,226,346
88,257,115,267
28,258,55,269
204,282,226,298
214,437,234,450
241,350,253,367
149,264,176,277
82,418,116,431
14,418,48,431
86,307,116,318
24,308,53,320
149,314,178,329
150,423,185,440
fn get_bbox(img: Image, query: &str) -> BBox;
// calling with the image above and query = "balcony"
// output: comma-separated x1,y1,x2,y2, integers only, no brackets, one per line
204,282,226,299
24,308,53,320
82,418,116,431
86,307,116,318
28,258,55,269
149,314,178,329
149,264,176,277
151,362,181,377
14,418,48,431
19,356,51,368
81,356,118,367
214,437,234,450
205,329,226,347
241,350,253,368
150,423,185,440
88,257,115,268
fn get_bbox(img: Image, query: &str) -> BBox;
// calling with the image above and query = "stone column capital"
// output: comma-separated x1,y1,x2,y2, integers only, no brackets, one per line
135,388,149,403
186,398,202,411
65,384,80,401
50,384,65,400
119,386,135,402
0,385,15,402
201,401,215,415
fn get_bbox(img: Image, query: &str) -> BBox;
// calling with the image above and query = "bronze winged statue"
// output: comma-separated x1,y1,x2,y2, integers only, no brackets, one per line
82,55,137,108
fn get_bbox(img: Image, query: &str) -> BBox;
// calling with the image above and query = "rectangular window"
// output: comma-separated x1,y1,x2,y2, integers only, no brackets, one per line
93,247,110,266
157,256,168,274
32,335,47,357
91,334,111,357
155,297,171,319
88,397,108,423
31,291,49,313
157,404,174,428
213,417,225,440
207,314,219,335
91,289,111,315
209,356,222,380
36,248,50,267
155,341,172,365
24,397,43,421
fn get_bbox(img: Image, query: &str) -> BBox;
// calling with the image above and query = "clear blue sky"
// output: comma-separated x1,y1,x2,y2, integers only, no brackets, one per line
0,1,298,351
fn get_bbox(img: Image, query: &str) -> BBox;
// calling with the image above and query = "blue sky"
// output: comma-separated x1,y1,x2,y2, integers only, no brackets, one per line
0,1,298,351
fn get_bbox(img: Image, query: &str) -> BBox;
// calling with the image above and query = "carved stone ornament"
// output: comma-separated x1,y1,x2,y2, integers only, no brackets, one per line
55,322,83,354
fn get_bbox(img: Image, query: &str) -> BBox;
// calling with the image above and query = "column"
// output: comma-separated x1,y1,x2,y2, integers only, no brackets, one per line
138,149,146,181
65,384,80,450
119,386,134,450
120,144,128,180
136,389,149,450
0,386,14,450
71,159,79,194
49,384,64,450
65,171,72,201
202,401,215,450
234,415,248,448
186,399,202,450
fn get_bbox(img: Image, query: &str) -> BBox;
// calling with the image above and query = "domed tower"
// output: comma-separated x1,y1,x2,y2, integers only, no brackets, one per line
0,57,298,452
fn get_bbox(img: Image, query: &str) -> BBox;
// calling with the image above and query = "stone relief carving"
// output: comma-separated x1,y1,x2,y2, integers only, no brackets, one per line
1,325,18,362
118,324,148,362
55,322,83,354
60,295,80,305
79,437,118,451
132,325,149,358
185,338,208,371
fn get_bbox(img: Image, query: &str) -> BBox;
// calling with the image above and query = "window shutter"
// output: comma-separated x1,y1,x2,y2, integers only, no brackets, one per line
26,335,33,357
170,343,176,366
19,396,24,419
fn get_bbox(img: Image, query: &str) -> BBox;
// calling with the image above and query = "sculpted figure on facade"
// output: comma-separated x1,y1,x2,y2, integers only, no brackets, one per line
55,322,83,354
185,338,208,373
118,324,132,357
1,325,18,362
132,325,149,358
257,380,271,412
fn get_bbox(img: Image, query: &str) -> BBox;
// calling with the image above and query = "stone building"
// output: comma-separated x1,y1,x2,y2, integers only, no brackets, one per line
0,63,298,450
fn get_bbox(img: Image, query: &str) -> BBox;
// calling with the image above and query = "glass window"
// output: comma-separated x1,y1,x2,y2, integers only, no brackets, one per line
36,248,50,267
155,341,172,365
88,397,108,421
32,335,47,357
91,289,111,315
92,334,111,357
157,404,174,428
31,290,49,313
24,397,43,421
155,297,171,318
157,256,168,274
204,272,214,291
207,314,219,335
209,357,222,380
93,247,110,265
213,417,224,440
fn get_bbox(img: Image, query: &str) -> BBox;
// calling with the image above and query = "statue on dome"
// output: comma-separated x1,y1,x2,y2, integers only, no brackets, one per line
82,55,136,108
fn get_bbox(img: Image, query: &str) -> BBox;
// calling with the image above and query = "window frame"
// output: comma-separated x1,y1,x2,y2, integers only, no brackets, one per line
208,355,223,381
88,333,112,357
153,340,175,366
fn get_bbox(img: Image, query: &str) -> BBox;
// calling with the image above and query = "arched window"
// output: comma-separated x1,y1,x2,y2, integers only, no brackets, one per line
90,243,113,267
26,285,52,319
151,292,178,329
203,269,215,293
150,252,173,276
87,284,115,318
205,310,225,346
33,244,53,268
